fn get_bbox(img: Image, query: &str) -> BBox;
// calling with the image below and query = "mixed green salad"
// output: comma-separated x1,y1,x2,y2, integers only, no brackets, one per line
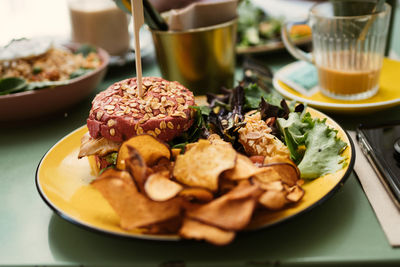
170,82,347,179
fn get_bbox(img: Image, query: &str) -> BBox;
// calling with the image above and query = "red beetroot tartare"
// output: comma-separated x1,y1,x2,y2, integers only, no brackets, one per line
78,77,195,170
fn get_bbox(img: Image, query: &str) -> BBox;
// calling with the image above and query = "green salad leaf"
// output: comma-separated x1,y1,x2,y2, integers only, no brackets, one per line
0,77,27,95
277,112,347,179
69,68,93,79
244,83,282,109
169,106,210,151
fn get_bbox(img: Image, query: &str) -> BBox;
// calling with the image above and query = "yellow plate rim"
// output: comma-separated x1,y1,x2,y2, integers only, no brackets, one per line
35,108,355,241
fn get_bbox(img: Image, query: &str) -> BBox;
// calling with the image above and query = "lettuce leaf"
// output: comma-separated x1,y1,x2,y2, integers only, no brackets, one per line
277,112,347,179
297,121,347,179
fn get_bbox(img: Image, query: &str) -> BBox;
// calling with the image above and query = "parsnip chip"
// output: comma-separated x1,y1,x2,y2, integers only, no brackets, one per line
173,139,236,191
117,134,171,170
258,190,287,210
144,171,183,201
187,180,262,230
171,148,182,160
223,153,264,180
142,216,183,235
151,157,173,173
92,175,182,230
125,146,149,192
256,180,284,192
219,177,237,195
286,185,305,203
179,188,214,203
179,218,235,246
254,162,299,186
208,134,229,145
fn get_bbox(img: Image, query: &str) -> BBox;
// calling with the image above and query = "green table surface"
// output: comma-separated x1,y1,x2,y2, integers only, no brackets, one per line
1,51,400,267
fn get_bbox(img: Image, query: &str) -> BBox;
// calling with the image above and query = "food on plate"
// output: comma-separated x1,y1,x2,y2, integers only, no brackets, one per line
277,112,348,179
79,76,195,173
92,135,303,245
173,139,236,191
237,0,311,49
0,38,103,95
80,77,348,245
116,134,171,170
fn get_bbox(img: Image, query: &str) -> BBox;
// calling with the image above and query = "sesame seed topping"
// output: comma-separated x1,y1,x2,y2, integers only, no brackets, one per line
143,80,152,87
107,119,116,127
155,128,161,135
96,111,103,120
104,105,115,110
160,121,166,129
167,121,174,129
110,128,115,136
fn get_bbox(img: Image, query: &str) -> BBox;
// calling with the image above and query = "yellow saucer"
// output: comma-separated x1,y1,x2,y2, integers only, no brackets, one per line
36,107,354,240
273,58,400,114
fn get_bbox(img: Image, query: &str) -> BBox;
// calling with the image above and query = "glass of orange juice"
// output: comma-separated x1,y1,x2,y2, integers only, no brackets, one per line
282,1,391,100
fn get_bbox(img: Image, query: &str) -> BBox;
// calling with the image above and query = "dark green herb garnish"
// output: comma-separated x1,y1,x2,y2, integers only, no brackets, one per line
0,77,27,95
169,106,210,151
32,66,42,74
69,68,92,79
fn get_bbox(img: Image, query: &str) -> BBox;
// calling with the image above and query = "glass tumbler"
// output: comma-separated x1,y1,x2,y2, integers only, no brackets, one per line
282,1,391,100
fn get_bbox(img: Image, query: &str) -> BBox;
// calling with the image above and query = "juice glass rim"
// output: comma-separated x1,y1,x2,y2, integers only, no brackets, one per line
310,1,391,20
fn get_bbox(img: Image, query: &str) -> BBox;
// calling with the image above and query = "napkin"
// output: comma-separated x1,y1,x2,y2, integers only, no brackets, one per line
275,61,319,97
349,131,400,247
166,0,238,31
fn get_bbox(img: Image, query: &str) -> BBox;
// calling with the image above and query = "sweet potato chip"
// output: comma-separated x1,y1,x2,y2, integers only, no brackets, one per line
171,148,182,160
258,190,287,210
255,180,284,192
219,177,238,195
223,153,264,180
151,157,173,174
208,134,230,146
179,188,214,203
117,134,171,170
92,174,182,230
254,162,299,186
286,185,305,203
187,180,262,230
95,168,137,189
173,139,236,191
124,146,149,192
141,216,183,235
179,218,235,246
144,171,183,201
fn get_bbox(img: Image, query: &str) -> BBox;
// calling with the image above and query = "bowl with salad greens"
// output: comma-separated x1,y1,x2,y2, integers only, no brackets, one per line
236,0,312,54
0,38,109,121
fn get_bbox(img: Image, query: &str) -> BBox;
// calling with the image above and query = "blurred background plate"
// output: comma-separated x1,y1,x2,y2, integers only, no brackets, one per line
0,44,109,122
236,36,311,54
